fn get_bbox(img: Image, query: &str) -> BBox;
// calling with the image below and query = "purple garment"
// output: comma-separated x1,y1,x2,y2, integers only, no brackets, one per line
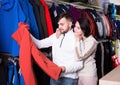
68,5,86,24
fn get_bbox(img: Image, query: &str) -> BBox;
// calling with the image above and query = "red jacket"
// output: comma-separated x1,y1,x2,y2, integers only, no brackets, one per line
12,22,61,85
40,0,54,36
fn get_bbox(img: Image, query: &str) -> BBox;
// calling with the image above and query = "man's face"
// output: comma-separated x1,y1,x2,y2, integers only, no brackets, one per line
58,17,72,34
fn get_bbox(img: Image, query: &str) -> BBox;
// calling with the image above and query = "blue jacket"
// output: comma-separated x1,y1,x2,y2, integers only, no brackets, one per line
19,0,40,39
0,0,39,56
0,0,26,56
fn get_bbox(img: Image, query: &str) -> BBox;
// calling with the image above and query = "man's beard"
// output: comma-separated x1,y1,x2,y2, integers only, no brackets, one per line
61,28,69,34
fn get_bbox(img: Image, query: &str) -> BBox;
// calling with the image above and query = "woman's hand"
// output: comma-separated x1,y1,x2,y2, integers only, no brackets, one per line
74,32,82,41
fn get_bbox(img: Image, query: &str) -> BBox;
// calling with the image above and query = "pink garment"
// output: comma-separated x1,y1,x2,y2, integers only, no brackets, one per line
78,76,98,85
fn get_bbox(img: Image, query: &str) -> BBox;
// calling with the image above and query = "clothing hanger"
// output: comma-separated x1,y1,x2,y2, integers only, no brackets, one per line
45,0,59,7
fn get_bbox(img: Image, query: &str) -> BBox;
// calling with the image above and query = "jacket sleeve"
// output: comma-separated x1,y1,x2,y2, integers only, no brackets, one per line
31,33,56,49
64,60,83,73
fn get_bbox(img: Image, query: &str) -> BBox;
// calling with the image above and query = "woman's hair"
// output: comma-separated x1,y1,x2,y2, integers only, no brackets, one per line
77,17,91,37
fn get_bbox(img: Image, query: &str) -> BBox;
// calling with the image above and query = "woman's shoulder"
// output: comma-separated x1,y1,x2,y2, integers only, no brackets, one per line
88,35,98,44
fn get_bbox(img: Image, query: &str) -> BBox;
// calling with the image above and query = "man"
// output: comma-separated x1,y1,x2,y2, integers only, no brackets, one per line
31,12,83,85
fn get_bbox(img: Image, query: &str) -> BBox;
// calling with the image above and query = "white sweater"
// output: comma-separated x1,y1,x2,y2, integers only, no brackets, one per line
31,30,83,79
76,35,98,77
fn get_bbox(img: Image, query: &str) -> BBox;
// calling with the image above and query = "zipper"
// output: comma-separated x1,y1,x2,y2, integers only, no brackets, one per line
60,34,65,47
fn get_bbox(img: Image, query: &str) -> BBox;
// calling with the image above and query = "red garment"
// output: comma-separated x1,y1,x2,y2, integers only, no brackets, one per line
12,22,61,85
40,0,54,36
86,12,96,37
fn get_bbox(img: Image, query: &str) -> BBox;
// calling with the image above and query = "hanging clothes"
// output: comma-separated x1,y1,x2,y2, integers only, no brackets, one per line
0,0,25,56
0,0,41,84
49,3,69,31
7,58,24,85
40,0,54,36
67,5,86,24
0,0,26,84
95,40,113,79
0,56,8,85
18,0,40,39
30,0,49,39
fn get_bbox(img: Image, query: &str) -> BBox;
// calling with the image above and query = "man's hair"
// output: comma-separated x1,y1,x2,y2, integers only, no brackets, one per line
57,12,73,22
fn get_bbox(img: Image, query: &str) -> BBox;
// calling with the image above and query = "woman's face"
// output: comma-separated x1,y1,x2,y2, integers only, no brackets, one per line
74,21,83,36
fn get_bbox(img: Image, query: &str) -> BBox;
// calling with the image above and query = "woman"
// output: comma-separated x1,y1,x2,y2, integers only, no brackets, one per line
74,17,98,85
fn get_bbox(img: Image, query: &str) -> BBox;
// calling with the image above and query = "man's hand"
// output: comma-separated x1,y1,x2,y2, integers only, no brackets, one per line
18,22,30,30
56,28,62,38
60,66,66,73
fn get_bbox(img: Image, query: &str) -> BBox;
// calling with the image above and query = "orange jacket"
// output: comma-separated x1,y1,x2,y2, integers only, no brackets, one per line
12,22,61,85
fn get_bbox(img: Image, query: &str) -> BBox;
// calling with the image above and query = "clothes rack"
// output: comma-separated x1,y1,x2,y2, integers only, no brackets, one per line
45,0,102,10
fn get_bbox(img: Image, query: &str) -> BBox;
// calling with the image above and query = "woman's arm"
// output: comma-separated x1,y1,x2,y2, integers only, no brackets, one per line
75,36,98,60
